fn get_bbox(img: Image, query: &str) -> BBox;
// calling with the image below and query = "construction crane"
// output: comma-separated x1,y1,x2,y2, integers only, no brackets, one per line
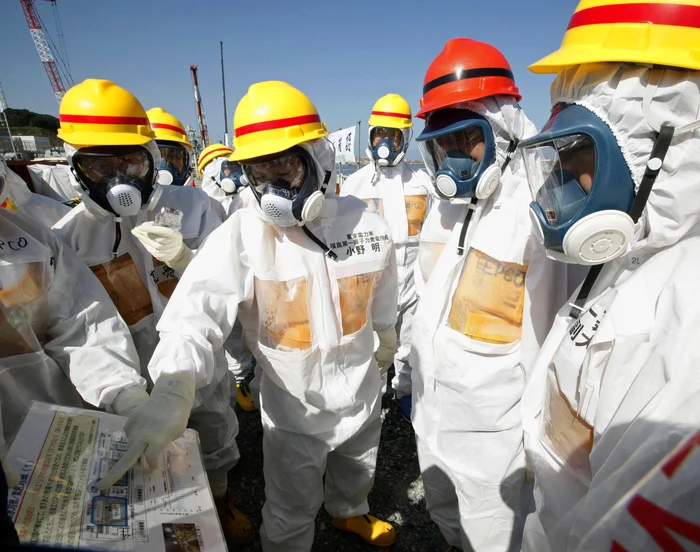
0,81,18,155
190,65,210,148
19,0,73,105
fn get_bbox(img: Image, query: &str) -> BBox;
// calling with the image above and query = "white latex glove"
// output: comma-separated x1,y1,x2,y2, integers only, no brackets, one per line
1,457,20,489
97,374,195,490
111,384,150,417
375,326,397,375
131,221,194,272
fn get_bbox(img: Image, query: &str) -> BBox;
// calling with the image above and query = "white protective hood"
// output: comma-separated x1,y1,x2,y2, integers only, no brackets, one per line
550,63,700,257
456,95,538,176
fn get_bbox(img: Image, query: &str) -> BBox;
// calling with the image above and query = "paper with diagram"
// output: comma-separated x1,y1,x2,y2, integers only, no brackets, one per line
5,402,226,551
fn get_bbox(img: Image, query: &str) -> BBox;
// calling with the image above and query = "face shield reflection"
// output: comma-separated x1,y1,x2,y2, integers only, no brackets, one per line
157,144,190,179
370,127,403,151
73,148,152,193
242,152,307,193
418,123,486,180
523,134,596,227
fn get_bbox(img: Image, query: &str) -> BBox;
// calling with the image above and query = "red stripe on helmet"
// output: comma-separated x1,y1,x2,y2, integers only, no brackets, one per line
59,114,150,125
151,122,186,135
568,3,700,30
371,110,411,120
235,114,321,138
202,147,233,159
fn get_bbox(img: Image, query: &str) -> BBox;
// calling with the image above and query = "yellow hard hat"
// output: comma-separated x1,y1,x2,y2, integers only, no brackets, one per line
147,107,192,151
368,94,412,129
230,81,328,162
530,0,700,74
197,143,233,176
57,79,155,147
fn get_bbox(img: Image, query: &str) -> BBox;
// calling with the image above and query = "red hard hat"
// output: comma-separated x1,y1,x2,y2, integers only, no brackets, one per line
416,38,521,119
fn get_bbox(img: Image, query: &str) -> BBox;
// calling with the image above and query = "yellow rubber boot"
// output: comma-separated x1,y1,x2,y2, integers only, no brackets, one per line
331,514,396,546
236,382,257,412
214,490,256,545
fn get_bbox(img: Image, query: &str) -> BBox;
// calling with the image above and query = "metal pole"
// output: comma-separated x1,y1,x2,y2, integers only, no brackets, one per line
357,120,361,170
220,41,229,147
0,82,17,156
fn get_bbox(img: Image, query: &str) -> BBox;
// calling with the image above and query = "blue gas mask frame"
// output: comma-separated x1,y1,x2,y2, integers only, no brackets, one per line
521,103,636,254
417,110,497,199
155,141,191,187
368,127,407,167
219,160,244,194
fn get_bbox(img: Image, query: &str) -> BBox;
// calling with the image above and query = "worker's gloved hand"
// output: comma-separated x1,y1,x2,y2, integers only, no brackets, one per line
111,384,150,417
374,326,397,375
131,222,194,272
96,374,196,491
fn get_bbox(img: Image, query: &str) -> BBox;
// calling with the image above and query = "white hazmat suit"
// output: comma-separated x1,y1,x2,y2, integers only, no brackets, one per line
199,156,256,392
0,159,70,226
340,160,431,398
148,138,399,551
521,63,700,551
410,97,566,551
0,206,146,450
52,175,237,496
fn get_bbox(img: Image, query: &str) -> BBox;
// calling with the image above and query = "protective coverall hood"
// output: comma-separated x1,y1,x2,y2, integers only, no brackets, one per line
299,137,337,197
450,95,536,175
550,63,700,256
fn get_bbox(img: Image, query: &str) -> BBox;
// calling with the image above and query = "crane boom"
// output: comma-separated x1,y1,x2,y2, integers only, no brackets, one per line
19,0,67,104
190,65,210,148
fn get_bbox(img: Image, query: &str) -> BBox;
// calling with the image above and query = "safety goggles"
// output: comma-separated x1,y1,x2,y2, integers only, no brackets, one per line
73,146,153,192
242,148,308,194
370,127,404,151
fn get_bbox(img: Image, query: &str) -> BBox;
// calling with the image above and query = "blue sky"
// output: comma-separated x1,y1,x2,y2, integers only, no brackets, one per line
0,0,577,160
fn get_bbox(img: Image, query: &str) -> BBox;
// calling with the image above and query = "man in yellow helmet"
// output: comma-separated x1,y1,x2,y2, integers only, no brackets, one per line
198,143,254,214
120,80,400,551
52,79,254,545
519,2,700,550
195,142,258,411
146,107,194,188
340,94,431,420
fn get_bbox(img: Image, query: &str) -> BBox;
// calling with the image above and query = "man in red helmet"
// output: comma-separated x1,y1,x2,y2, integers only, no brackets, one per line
409,38,568,551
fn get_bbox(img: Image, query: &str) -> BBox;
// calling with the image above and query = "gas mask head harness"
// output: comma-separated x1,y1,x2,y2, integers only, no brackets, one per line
417,108,518,201
366,126,411,168
71,144,158,217
154,140,191,186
